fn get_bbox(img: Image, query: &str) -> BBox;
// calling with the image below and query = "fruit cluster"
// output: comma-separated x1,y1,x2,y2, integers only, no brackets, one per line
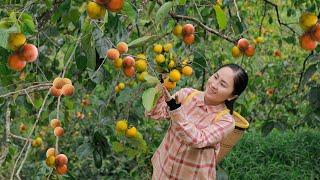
115,119,138,138
7,33,38,71
75,111,85,120
87,0,124,19
173,24,196,45
152,43,193,91
45,119,68,175
32,137,42,147
135,53,149,82
106,42,138,77
115,82,125,93
50,77,75,97
46,148,69,175
231,38,255,58
50,118,64,137
299,13,320,51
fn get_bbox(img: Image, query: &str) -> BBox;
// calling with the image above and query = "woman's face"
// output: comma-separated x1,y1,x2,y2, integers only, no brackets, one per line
204,67,238,105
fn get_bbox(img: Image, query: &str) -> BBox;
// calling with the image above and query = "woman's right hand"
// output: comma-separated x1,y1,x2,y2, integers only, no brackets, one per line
156,83,172,102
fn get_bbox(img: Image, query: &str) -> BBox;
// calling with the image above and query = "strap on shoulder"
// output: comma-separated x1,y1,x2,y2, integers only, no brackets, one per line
182,90,200,105
214,109,230,122
182,90,230,122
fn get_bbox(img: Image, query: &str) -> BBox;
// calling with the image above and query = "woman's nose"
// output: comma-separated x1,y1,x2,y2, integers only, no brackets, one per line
212,80,219,88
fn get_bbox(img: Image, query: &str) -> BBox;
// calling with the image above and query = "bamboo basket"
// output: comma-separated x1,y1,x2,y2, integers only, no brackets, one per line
215,111,249,164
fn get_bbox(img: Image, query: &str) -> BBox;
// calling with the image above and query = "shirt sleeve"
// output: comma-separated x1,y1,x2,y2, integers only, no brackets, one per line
145,87,194,121
169,107,235,148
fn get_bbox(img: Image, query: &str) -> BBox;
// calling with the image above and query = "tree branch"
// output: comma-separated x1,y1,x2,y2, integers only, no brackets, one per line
0,102,11,166
37,0,64,31
259,2,267,36
266,52,314,120
11,91,51,179
155,0,237,43
0,83,52,98
263,0,297,34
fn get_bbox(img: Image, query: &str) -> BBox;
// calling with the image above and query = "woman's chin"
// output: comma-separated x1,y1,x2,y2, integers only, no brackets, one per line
204,93,215,102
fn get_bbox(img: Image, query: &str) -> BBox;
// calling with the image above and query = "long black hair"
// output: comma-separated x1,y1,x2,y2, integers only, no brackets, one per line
216,63,248,114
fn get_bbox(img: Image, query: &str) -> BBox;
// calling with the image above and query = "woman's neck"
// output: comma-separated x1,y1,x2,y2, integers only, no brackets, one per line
203,93,224,106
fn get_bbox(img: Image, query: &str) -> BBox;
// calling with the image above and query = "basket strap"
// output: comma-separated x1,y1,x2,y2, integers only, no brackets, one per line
182,90,200,105
213,109,230,122
182,90,230,122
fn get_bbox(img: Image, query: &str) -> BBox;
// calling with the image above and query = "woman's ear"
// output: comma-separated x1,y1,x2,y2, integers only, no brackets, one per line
228,95,238,101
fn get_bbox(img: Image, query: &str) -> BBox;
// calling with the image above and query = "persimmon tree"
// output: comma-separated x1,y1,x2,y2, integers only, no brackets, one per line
0,0,319,179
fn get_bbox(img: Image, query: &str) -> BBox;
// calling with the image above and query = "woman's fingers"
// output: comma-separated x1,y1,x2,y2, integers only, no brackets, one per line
155,82,171,101
161,84,172,101
175,95,181,104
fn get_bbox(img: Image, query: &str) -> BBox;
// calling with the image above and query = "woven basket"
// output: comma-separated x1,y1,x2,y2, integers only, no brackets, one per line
216,111,249,164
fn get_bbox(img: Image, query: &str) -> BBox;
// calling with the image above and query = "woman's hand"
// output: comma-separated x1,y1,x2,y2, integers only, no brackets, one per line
156,74,180,103
156,83,171,102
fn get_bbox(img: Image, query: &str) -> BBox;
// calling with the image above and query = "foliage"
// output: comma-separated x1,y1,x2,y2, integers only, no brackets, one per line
0,0,319,179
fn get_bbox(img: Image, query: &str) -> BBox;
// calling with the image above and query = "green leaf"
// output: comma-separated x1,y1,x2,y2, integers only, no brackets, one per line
309,86,320,108
112,142,124,153
93,150,102,168
142,87,158,111
121,2,136,23
178,0,187,5
128,35,155,47
76,143,92,159
81,20,96,69
21,13,35,34
64,42,77,65
302,64,317,87
0,26,17,49
213,5,227,30
283,36,296,44
64,98,74,109
33,96,43,110
0,29,9,49
125,147,139,158
155,2,174,26
144,74,160,86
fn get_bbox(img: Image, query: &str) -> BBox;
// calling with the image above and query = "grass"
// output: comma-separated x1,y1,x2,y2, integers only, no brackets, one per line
218,128,320,180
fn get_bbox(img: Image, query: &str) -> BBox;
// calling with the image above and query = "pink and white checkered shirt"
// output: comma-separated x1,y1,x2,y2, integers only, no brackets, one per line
146,88,235,180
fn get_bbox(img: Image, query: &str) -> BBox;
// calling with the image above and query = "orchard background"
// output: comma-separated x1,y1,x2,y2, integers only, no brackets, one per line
0,0,320,179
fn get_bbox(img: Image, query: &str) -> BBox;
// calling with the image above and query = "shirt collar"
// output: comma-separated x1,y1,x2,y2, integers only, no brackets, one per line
195,92,227,113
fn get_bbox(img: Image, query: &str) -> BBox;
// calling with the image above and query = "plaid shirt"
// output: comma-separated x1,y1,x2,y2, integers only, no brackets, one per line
146,88,235,180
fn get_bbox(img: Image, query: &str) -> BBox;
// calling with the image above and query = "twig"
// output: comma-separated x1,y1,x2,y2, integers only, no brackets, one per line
9,133,30,141
61,35,82,78
193,0,204,22
259,2,267,36
263,0,297,34
125,86,144,120
266,52,313,120
11,91,51,179
0,83,52,98
90,56,108,79
0,102,11,166
41,32,60,48
37,0,64,31
233,0,242,23
24,89,35,107
155,0,236,43
55,96,61,153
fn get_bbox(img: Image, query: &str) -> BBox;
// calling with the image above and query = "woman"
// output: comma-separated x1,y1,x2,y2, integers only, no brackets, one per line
146,63,248,180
